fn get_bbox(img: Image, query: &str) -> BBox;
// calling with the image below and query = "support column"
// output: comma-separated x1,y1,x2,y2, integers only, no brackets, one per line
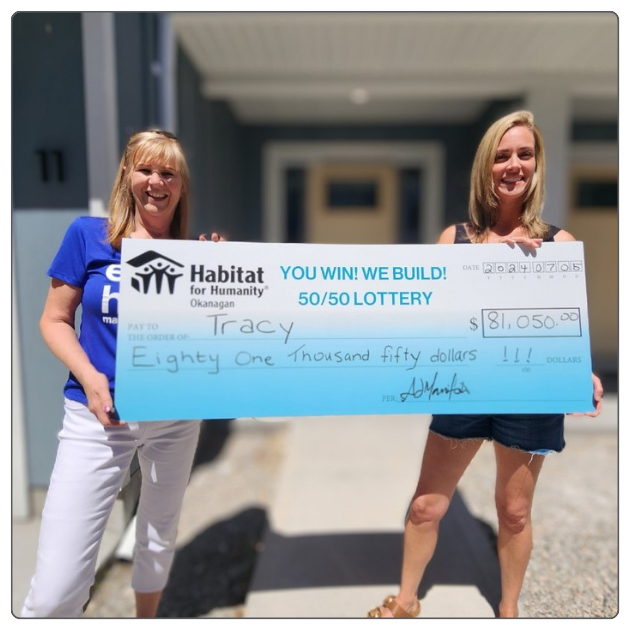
525,87,572,229
82,13,119,217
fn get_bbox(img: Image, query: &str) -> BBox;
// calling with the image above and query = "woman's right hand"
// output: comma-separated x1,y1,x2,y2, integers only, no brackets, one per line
83,371,124,427
499,235,543,249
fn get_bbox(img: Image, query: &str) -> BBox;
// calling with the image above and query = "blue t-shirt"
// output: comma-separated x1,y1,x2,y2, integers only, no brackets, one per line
48,216,120,404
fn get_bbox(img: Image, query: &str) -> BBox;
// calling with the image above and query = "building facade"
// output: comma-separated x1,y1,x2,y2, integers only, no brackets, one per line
12,12,618,516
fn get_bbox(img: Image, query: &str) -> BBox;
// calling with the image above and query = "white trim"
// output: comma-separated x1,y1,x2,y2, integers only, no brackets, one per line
82,13,119,218
263,142,444,244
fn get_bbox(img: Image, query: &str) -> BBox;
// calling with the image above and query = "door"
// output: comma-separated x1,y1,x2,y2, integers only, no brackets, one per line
566,165,618,373
306,164,398,244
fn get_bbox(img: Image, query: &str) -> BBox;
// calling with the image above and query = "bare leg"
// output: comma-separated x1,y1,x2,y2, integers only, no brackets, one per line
376,432,483,616
494,443,545,618
135,590,162,617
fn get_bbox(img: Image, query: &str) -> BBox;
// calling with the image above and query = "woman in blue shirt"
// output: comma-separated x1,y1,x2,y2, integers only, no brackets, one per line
22,130,221,617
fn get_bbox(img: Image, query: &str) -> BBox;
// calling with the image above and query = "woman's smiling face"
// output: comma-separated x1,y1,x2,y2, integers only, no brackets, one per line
130,160,183,228
492,125,537,205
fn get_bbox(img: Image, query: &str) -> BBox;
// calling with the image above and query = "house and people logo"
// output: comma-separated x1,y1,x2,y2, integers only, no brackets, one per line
126,251,184,295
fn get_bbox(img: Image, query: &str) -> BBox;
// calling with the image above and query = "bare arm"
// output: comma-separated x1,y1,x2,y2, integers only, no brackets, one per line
551,229,576,242
501,227,576,248
436,225,456,244
40,279,122,427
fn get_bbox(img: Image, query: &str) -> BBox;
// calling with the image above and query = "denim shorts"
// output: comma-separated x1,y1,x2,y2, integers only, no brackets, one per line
429,413,566,454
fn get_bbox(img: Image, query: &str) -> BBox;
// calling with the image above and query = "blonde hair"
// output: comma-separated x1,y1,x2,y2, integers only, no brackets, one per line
468,110,549,242
107,130,190,249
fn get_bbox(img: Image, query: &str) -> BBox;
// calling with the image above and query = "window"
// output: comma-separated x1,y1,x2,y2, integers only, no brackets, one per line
327,180,378,209
576,181,618,208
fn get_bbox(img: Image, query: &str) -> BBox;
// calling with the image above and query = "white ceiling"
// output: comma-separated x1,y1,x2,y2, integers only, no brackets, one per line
171,12,618,125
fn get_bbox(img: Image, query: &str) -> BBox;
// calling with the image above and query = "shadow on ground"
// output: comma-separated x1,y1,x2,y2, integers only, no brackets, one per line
148,491,502,618
248,491,502,616
192,419,234,468
157,507,269,618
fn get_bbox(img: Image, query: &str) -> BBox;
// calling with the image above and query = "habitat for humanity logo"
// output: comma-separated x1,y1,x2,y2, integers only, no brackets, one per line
127,251,184,295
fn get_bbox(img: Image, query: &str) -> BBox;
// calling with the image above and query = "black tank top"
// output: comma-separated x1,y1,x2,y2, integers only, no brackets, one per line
453,223,561,244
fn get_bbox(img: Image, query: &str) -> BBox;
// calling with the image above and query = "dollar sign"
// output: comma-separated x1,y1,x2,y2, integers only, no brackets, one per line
470,317,478,331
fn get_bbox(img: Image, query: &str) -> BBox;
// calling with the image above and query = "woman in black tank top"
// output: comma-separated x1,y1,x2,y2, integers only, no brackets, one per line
453,222,561,244
368,111,603,620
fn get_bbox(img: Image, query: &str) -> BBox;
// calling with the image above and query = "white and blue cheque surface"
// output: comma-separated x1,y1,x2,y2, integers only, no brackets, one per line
114,239,595,421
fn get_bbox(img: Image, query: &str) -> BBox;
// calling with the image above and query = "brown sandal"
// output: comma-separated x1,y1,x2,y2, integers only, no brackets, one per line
367,595,421,618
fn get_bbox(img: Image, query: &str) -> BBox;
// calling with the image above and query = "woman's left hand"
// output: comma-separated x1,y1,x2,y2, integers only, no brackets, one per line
570,373,604,417
199,232,225,242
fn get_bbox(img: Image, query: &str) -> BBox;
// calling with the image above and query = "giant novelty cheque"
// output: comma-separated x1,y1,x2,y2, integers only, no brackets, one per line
114,240,594,421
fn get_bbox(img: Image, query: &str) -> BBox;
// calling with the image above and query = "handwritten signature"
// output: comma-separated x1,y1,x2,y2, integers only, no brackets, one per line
400,372,471,403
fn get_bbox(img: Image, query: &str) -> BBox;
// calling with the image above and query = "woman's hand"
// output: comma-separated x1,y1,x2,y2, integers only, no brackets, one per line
499,235,543,249
82,371,124,427
199,232,226,242
570,373,604,417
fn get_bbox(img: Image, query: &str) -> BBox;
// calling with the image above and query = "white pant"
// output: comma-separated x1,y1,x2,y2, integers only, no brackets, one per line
21,398,201,617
